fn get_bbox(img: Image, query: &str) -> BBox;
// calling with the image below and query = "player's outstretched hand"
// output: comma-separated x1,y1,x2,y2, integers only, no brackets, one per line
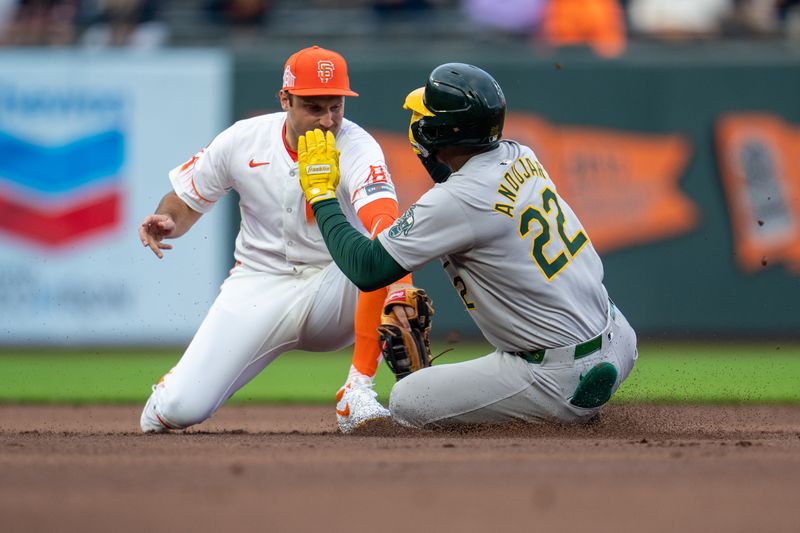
298,128,340,205
139,214,176,259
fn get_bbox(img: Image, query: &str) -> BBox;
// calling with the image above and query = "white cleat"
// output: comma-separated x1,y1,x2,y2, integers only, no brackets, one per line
335,380,391,434
140,385,171,433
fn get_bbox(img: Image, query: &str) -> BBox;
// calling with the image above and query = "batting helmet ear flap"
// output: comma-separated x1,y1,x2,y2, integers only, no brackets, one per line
409,120,434,158
404,87,436,158
404,88,452,183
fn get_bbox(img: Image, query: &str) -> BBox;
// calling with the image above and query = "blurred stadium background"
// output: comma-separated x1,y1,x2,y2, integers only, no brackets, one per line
1,0,798,403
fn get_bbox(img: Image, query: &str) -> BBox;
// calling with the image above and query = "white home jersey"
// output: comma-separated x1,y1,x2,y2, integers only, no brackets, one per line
169,113,397,274
378,140,608,351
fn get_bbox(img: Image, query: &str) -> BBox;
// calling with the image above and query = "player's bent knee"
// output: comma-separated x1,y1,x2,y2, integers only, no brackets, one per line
388,399,425,429
388,377,431,429
157,394,215,429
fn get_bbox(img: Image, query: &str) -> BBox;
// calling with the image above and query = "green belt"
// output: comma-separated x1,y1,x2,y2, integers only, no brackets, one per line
514,334,603,364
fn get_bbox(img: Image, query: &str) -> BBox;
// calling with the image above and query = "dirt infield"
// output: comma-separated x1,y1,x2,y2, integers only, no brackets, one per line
1,404,799,533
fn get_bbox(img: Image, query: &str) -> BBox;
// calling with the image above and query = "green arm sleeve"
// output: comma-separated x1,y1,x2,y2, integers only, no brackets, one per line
311,199,410,292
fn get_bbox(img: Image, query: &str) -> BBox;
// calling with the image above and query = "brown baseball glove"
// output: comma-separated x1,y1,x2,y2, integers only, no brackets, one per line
378,287,434,381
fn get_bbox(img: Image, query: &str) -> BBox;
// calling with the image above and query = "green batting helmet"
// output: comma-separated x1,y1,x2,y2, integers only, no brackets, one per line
405,63,506,156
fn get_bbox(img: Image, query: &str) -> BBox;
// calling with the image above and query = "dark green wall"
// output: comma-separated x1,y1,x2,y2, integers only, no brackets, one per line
233,44,800,339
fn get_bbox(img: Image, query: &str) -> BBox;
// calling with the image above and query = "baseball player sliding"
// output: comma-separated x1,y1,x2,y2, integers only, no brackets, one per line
138,45,414,434
297,63,638,428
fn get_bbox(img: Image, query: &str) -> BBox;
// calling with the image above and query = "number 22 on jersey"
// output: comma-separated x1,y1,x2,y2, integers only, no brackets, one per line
518,187,589,280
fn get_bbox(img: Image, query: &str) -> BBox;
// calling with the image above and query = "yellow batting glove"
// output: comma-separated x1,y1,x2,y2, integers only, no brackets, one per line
298,128,340,205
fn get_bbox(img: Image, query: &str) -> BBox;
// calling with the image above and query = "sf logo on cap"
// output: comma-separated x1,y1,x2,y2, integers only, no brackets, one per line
283,65,296,88
317,60,335,83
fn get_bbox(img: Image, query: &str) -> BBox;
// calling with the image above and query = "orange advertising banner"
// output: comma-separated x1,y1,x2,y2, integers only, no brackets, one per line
373,111,695,254
716,113,800,273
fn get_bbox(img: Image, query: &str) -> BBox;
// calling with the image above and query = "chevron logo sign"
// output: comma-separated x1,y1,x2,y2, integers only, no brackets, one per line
0,129,124,247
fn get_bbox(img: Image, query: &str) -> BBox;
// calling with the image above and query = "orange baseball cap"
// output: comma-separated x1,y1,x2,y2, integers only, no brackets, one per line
282,45,359,97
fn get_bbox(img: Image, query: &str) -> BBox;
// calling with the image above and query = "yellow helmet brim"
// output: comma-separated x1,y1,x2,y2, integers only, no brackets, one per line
403,87,434,116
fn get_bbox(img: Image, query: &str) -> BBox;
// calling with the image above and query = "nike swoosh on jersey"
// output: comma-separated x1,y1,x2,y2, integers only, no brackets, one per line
249,159,270,168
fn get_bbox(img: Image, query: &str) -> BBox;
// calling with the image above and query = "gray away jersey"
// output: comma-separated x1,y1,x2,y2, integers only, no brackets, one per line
378,140,609,351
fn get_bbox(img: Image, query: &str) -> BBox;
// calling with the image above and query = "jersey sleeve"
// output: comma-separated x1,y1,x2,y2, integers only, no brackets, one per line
356,197,398,238
338,135,398,212
168,125,236,214
377,186,475,272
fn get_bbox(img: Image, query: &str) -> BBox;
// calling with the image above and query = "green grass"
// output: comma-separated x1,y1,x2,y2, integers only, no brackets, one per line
613,343,800,403
0,342,798,405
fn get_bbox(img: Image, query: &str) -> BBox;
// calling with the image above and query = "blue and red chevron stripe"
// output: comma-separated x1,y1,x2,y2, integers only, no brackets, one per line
0,130,124,247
